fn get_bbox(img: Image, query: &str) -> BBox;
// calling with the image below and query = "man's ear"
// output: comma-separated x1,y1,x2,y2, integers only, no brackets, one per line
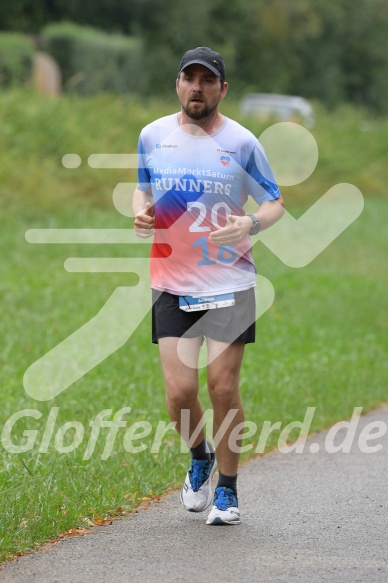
220,81,228,100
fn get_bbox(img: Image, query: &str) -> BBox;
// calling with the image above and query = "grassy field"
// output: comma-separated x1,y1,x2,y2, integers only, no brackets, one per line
0,91,387,561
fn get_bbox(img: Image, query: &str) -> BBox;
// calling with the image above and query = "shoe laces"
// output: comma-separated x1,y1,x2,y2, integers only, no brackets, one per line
189,458,212,491
214,487,238,511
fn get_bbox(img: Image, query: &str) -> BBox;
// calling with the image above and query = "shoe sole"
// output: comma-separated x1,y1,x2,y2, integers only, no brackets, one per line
180,457,218,513
206,516,241,525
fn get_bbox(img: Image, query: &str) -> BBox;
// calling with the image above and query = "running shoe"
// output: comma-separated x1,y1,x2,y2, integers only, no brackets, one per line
180,452,217,512
206,487,240,525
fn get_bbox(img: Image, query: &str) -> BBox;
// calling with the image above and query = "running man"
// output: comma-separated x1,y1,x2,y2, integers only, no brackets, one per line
133,47,284,525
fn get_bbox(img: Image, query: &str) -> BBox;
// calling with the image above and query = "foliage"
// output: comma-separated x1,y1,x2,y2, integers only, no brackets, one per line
232,0,388,113
0,0,135,34
0,33,34,88
1,1,388,111
41,21,143,95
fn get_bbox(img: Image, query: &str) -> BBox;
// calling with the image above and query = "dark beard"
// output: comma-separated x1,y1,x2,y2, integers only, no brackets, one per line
182,100,219,121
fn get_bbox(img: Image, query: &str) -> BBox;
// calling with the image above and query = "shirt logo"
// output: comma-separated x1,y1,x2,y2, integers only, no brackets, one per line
220,155,231,166
156,143,177,149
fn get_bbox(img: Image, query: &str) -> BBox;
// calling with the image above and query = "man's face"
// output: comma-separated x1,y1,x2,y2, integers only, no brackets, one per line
176,64,228,121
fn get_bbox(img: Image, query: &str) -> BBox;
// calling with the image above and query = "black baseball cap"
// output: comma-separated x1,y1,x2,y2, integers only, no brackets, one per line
178,47,226,79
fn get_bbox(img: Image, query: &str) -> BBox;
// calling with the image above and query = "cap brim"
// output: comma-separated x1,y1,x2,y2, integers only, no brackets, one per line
179,60,221,77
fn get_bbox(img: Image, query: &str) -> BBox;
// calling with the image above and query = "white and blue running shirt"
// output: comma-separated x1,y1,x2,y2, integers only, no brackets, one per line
137,113,280,296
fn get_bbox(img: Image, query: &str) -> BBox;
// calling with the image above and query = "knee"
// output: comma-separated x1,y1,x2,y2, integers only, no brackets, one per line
165,380,198,410
208,375,239,407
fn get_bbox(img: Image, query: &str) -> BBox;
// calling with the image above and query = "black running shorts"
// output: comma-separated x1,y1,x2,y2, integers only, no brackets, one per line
152,288,256,344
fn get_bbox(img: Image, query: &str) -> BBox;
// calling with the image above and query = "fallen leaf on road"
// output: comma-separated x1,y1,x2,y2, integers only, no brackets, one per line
67,528,88,536
93,519,112,526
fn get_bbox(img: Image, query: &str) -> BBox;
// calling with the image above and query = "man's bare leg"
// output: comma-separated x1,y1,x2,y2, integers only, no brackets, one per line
158,336,217,512
205,339,245,525
158,336,204,446
206,339,245,476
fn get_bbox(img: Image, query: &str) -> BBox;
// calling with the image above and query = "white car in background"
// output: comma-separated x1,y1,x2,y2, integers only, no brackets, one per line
240,93,315,127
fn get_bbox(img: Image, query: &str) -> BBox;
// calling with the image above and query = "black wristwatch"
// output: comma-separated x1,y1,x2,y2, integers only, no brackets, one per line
247,214,261,235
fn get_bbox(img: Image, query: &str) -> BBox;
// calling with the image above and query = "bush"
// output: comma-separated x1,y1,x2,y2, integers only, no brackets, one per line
0,33,34,88
41,22,144,96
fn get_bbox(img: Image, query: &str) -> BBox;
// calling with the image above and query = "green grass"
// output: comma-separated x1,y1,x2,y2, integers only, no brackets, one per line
0,90,387,561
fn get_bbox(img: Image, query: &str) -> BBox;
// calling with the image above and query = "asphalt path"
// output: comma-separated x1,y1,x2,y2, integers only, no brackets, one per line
1,406,387,583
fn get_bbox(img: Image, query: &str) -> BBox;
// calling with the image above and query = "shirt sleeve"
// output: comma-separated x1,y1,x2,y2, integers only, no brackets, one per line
137,134,151,192
244,141,280,203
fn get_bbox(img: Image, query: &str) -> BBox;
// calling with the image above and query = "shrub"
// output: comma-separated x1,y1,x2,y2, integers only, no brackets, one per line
41,22,144,96
0,33,34,88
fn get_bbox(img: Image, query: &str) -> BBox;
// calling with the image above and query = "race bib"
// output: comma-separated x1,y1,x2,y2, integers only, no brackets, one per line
179,293,235,312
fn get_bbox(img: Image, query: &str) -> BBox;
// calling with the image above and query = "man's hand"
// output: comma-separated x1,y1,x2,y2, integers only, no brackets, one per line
134,201,155,238
210,199,285,246
209,215,252,246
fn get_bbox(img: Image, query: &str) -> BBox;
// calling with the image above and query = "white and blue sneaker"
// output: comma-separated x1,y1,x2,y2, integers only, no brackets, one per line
180,453,217,512
206,487,240,525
